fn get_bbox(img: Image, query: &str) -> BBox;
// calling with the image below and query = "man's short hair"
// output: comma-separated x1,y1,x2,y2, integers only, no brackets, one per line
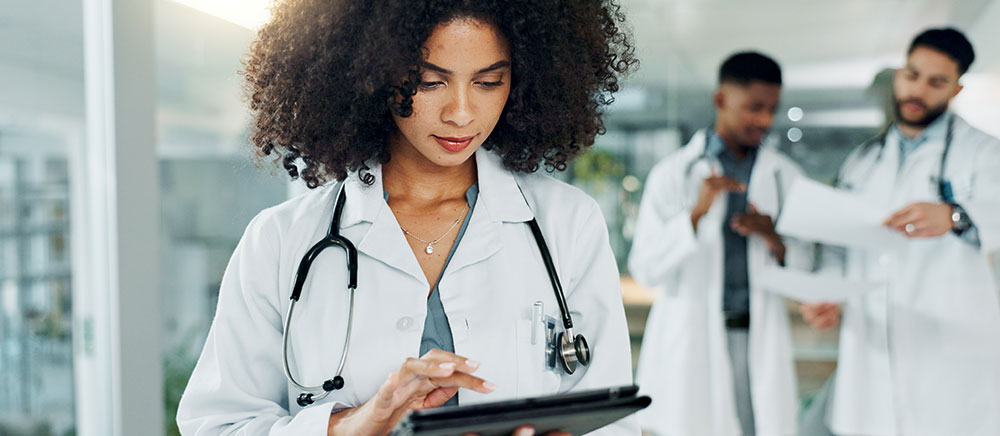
718,51,782,86
908,27,975,75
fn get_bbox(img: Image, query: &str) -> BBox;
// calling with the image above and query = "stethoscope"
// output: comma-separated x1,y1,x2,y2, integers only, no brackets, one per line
284,183,592,406
837,114,955,201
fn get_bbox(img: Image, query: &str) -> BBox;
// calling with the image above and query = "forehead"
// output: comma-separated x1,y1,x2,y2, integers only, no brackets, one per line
423,18,510,71
905,45,961,78
722,81,781,102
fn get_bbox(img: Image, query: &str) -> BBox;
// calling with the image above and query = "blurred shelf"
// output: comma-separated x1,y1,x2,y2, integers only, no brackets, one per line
0,222,69,238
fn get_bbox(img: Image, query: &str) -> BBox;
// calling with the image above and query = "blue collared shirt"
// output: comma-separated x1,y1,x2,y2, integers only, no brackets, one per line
706,132,758,321
890,113,949,169
384,183,479,406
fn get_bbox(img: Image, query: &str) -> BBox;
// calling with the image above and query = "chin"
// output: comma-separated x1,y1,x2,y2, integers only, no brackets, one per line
422,145,480,168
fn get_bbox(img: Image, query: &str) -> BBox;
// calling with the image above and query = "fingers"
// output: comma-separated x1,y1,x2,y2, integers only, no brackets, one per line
747,202,759,215
396,355,491,394
883,204,920,232
422,386,459,409
884,203,952,238
706,175,747,193
800,303,840,331
809,308,840,330
730,216,750,236
428,371,496,394
512,426,535,436
730,214,774,236
373,351,491,414
421,348,483,373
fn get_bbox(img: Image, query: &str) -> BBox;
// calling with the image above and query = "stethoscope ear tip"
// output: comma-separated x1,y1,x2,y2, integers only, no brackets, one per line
296,393,314,407
323,376,345,392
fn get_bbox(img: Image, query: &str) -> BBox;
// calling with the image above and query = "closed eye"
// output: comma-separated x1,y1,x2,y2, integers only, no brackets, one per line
476,80,505,89
419,81,445,90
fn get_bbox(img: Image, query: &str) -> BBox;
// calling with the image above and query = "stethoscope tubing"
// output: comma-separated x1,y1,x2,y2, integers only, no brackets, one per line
283,180,589,402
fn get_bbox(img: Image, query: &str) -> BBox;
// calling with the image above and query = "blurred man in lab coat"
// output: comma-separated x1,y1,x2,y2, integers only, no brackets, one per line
630,52,811,436
801,27,1000,436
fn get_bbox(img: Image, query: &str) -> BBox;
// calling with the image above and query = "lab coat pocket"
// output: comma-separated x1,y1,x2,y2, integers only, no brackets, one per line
948,175,974,201
515,319,561,397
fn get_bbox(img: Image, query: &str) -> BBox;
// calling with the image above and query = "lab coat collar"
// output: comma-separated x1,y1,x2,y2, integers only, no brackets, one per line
335,149,533,285
685,129,710,157
473,148,534,223
339,148,534,229
687,128,776,162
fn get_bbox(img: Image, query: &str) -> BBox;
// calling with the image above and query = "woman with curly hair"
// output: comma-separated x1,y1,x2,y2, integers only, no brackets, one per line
177,0,638,435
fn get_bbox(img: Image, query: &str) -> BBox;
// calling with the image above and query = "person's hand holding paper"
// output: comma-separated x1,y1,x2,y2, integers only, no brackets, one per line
775,177,906,250
757,177,887,304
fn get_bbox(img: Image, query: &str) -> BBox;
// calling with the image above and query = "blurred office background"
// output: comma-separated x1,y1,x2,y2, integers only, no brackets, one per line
1,0,999,434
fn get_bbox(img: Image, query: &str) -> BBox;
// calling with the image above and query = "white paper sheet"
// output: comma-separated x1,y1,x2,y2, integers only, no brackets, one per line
776,177,905,250
758,266,882,303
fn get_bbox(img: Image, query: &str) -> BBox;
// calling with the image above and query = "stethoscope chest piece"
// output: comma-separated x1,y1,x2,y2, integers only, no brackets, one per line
557,329,591,374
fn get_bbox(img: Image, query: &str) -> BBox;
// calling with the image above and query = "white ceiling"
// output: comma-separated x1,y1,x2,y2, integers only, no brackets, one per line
1,0,997,136
623,0,1000,90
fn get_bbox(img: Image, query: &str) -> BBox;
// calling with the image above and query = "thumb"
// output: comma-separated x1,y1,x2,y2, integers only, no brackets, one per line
747,202,759,215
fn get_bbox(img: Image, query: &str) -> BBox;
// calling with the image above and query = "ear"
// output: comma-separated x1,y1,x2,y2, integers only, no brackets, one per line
713,89,725,110
953,83,964,98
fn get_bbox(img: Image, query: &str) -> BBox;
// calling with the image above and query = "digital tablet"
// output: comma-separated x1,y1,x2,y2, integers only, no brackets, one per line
390,385,650,436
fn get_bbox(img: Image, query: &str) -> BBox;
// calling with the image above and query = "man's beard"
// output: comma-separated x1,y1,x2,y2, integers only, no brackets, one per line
894,97,948,128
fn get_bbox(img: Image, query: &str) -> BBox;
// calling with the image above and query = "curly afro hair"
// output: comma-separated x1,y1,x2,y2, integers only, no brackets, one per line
244,0,638,188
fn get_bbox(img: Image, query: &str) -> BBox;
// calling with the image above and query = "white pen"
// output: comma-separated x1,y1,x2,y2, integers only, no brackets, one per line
531,301,543,345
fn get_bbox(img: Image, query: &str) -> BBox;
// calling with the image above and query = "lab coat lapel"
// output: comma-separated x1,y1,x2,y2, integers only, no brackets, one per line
746,147,781,218
341,165,429,287
444,150,534,275
870,132,902,207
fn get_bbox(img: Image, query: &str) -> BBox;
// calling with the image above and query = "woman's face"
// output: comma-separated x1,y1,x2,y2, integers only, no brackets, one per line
391,18,512,168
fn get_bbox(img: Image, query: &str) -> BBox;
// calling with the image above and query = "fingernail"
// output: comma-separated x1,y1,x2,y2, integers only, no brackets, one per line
440,362,456,370
465,359,480,369
516,427,535,436
482,381,497,391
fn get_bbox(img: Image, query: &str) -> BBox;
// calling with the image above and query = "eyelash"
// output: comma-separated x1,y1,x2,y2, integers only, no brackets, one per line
417,81,505,90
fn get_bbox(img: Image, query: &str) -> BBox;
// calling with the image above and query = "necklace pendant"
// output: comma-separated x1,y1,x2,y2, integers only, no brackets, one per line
425,244,434,255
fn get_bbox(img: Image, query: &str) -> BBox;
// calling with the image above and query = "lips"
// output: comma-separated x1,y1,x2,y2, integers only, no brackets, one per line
903,102,926,113
433,135,475,152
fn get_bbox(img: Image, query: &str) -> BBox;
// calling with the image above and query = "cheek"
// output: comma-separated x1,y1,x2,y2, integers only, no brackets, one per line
894,79,913,97
483,89,510,119
930,89,955,106
398,94,437,132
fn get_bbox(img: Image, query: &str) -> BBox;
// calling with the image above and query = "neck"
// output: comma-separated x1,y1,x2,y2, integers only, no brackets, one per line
897,122,925,140
382,134,476,204
715,127,749,160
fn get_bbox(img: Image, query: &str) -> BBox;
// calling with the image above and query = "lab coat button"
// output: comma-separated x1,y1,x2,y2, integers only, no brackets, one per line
396,316,414,330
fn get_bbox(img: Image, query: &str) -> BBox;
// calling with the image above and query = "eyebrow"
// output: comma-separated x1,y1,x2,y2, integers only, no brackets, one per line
420,60,511,75
905,65,953,83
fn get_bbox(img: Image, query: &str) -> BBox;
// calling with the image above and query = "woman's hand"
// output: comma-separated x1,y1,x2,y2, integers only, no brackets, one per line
327,349,495,436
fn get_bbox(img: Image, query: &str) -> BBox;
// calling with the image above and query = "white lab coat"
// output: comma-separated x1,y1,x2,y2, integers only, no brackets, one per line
824,114,1000,436
176,150,639,435
629,130,810,436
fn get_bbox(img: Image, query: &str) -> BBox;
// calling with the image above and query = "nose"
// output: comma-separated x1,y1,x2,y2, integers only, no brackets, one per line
441,85,474,127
